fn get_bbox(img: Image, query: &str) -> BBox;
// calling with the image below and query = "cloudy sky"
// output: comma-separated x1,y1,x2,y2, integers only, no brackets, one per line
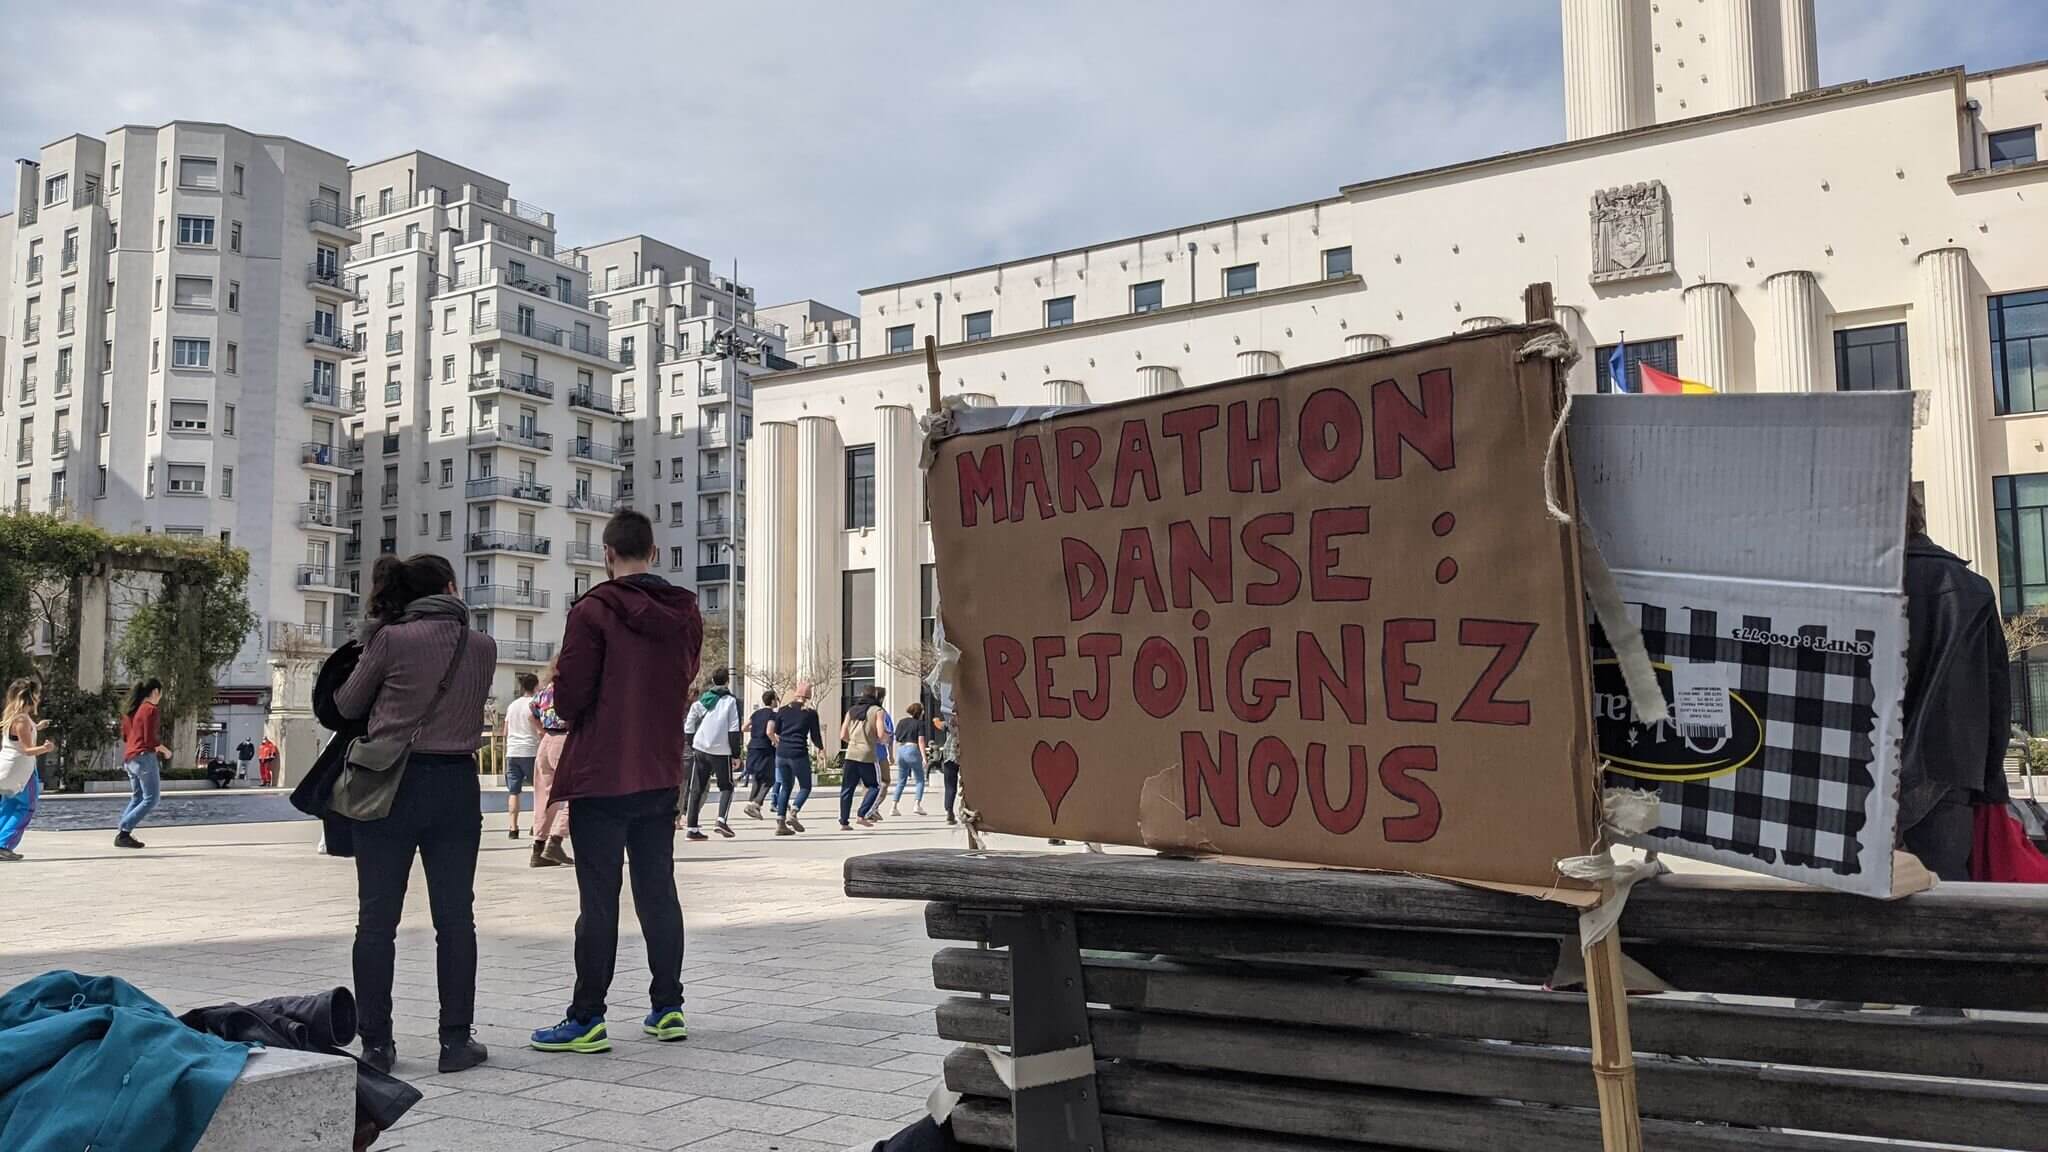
2,2,2041,308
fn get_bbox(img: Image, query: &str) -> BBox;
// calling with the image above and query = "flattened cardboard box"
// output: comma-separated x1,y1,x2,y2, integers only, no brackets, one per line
1570,393,1911,897
927,327,1602,890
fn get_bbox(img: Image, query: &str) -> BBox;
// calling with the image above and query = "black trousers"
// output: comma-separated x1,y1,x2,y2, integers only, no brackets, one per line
685,752,734,828
942,759,960,814
352,754,481,1045
1903,787,1974,882
568,787,685,1021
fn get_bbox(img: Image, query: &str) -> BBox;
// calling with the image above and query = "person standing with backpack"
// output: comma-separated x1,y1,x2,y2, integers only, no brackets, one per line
682,668,742,841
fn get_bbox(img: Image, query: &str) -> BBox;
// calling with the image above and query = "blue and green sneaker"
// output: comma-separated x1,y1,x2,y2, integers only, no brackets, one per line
530,1016,610,1053
643,1006,688,1042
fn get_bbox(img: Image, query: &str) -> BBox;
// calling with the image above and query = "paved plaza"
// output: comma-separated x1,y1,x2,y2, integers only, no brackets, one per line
2,804,1016,1152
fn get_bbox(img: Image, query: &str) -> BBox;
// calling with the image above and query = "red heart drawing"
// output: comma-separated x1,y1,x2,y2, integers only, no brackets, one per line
1031,740,1080,823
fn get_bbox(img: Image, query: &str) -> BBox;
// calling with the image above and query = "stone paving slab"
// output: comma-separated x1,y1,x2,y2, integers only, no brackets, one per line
3,809,1079,1150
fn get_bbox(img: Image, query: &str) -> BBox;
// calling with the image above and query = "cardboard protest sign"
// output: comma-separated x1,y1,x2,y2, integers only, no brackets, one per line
927,327,1602,889
1570,393,1913,897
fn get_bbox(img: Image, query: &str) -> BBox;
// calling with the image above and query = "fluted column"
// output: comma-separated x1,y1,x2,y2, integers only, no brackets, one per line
793,416,840,704
1915,248,1988,569
1562,0,1652,140
1043,379,1086,406
1763,270,1824,393
1237,350,1281,378
1459,316,1506,333
873,405,919,711
1681,282,1737,392
1713,0,1762,111
1136,365,1181,396
1344,333,1390,356
957,392,996,408
1780,0,1818,95
747,422,798,685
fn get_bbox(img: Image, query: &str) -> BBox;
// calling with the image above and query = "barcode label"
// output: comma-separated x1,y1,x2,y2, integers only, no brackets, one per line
1670,662,1733,739
1678,723,1728,739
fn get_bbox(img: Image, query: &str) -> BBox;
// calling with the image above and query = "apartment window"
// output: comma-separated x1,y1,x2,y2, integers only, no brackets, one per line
440,459,454,486
845,444,876,529
1996,475,2048,614
176,216,215,246
168,400,209,431
443,308,456,334
61,228,78,271
171,338,211,369
418,513,430,536
154,278,163,309
229,221,241,253
224,344,238,375
1130,281,1164,314
621,335,636,365
228,281,241,311
670,414,686,437
921,563,938,646
109,163,120,193
1224,263,1258,296
1044,297,1075,328
149,401,157,432
438,511,452,539
1834,324,1908,392
97,466,107,497
964,311,993,342
384,365,401,405
101,340,112,372
43,173,68,206
1990,128,2039,170
1323,246,1354,278
178,157,218,190
378,188,394,214
1993,289,2048,415
1593,337,1679,394
440,407,454,435
223,404,235,435
151,340,161,371
631,299,647,321
887,324,915,354
15,418,30,456
441,355,455,382
167,464,206,494
220,466,234,498
841,568,877,711
174,275,213,308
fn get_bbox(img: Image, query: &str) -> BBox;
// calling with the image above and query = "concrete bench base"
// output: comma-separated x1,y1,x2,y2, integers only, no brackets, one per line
193,1047,355,1152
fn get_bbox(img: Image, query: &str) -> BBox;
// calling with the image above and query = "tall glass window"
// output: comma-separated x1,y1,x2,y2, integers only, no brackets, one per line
845,445,875,529
1834,324,1908,391
842,568,876,712
1992,290,2048,415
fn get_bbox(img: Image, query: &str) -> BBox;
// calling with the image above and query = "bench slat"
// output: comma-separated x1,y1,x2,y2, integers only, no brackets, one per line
950,1096,1413,1152
935,997,2048,1148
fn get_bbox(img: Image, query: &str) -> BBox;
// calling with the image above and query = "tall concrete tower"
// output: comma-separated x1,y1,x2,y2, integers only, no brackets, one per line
1564,0,1819,140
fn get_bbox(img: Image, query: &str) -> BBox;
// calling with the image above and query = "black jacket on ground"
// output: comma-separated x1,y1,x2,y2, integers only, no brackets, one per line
1902,534,2011,825
179,987,419,1151
288,641,367,857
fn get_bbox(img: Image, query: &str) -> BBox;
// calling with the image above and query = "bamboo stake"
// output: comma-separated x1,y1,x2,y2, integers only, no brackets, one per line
924,335,942,414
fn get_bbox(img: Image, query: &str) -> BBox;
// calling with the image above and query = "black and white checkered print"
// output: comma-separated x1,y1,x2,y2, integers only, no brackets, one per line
1593,603,1879,878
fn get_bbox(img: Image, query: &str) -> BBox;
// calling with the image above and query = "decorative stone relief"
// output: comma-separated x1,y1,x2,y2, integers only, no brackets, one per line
1589,181,1674,284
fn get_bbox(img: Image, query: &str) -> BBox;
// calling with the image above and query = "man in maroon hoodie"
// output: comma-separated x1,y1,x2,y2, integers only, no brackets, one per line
530,510,703,1054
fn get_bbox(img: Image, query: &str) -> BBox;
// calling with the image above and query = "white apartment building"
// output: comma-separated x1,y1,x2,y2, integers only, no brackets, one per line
0,122,357,753
339,152,625,697
746,0,2048,735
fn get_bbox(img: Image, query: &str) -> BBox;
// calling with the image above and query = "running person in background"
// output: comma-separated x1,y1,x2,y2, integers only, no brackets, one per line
838,687,887,830
529,663,574,868
115,679,169,850
0,678,54,861
502,673,541,840
742,690,779,819
683,668,742,841
772,685,823,836
890,702,931,816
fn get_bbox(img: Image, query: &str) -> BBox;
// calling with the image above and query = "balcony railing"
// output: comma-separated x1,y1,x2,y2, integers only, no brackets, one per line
53,368,72,395
472,312,622,363
466,477,553,503
697,563,737,584
301,442,351,468
50,431,72,455
306,261,356,294
468,372,555,401
618,393,636,415
305,323,358,352
565,491,616,514
384,331,403,354
57,307,75,333
617,435,636,456
466,584,551,609
23,320,40,343
270,621,348,651
469,424,554,452
381,433,400,456
497,638,557,663
344,490,364,511
698,470,731,490
387,285,406,306
343,539,363,562
309,200,363,230
571,437,619,464
298,502,340,528
375,483,397,508
567,385,617,414
504,197,549,224
17,376,35,404
60,248,78,274
443,266,587,308
568,541,602,563
303,382,348,410
699,515,731,537
699,377,729,397
702,427,730,448
467,530,551,556
296,565,341,589
347,233,429,261
24,255,41,282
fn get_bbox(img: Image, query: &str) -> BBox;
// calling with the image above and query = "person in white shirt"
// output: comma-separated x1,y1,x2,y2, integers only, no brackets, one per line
502,673,542,840
681,668,742,841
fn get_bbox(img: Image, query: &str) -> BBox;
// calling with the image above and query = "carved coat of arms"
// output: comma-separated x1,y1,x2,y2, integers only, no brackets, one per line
1589,181,1673,284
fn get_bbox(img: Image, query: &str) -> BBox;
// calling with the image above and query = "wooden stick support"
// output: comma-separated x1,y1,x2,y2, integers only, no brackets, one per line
924,335,943,414
1582,919,1644,1152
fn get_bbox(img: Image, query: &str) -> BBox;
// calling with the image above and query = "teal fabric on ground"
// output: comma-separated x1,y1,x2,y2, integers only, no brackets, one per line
0,971,249,1152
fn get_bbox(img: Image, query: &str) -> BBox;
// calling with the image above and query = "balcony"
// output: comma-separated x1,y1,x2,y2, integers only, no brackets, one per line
384,331,403,354
567,384,619,415
617,393,637,416
306,261,359,298
442,265,587,308
471,311,623,364
467,584,551,610
297,502,344,529
697,563,741,584
344,490,365,512
387,284,406,306
305,322,358,353
301,442,353,471
308,200,364,236
617,434,636,457
347,232,429,261
698,515,732,538
57,307,76,334
466,477,553,504
53,368,72,397
698,470,732,491
570,437,621,466
469,424,554,452
60,248,78,275
568,541,604,566
343,539,363,563
17,376,35,405
381,433,400,456
22,319,40,344
468,372,555,402
699,377,729,398
565,491,616,515
468,530,551,557
303,381,351,412
51,431,72,455
270,621,348,652
297,564,344,590
498,638,557,664
24,255,41,283
379,483,399,508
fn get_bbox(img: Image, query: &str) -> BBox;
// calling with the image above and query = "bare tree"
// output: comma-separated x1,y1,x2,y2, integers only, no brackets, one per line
742,635,841,701
873,640,943,683
2008,607,2048,663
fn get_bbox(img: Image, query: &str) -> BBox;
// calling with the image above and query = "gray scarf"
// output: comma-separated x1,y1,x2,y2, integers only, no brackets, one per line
358,592,469,647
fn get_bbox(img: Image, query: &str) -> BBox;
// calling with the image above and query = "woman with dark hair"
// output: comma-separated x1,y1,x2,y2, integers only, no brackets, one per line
333,554,497,1075
115,678,169,849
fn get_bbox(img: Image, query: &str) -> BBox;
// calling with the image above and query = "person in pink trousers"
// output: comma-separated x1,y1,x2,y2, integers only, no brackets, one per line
528,659,574,867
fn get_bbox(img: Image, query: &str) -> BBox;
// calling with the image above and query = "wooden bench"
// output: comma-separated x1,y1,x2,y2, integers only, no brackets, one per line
845,849,2048,1152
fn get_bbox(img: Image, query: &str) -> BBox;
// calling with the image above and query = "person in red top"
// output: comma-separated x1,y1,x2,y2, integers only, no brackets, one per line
116,679,169,849
257,737,279,788
530,510,702,1055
